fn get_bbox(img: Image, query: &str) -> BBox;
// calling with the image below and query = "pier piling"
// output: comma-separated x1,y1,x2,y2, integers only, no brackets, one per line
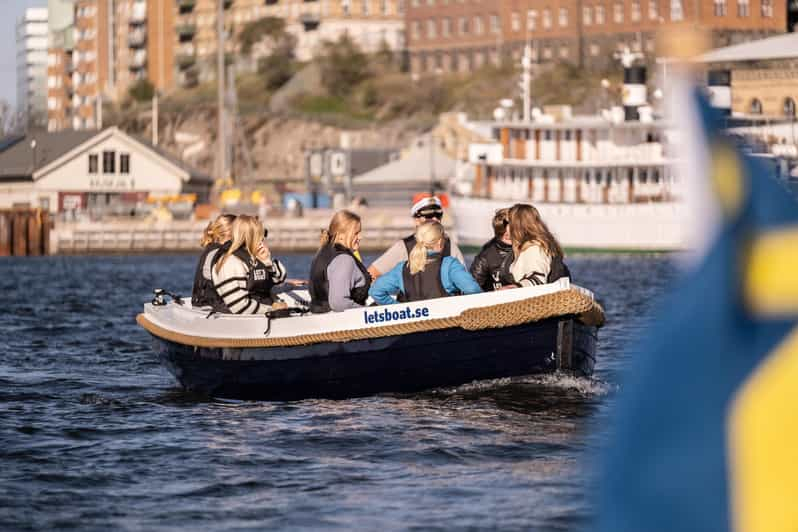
0,209,51,257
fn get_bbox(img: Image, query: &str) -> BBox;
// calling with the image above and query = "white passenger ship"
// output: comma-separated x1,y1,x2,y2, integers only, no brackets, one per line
451,110,686,251
451,46,686,251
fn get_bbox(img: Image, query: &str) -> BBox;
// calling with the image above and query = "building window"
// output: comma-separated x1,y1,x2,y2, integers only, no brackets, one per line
559,7,568,26
559,45,569,58
120,154,130,174
474,16,484,34
784,97,796,118
89,154,98,174
511,11,521,31
527,10,538,30
614,3,624,22
490,14,500,33
363,0,369,15
381,0,389,14
649,0,659,19
102,151,116,174
670,0,683,20
749,98,763,114
427,19,436,38
714,0,726,16
412,21,421,39
543,8,552,28
442,17,451,37
631,0,641,20
583,6,593,25
596,5,605,23
590,43,600,55
737,0,749,16
760,0,772,16
543,47,552,59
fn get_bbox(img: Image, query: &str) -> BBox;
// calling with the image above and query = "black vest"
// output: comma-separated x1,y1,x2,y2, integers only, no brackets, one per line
397,255,449,303
548,255,572,284
191,243,227,309
309,243,372,313
403,234,452,258
473,238,515,291
210,242,278,312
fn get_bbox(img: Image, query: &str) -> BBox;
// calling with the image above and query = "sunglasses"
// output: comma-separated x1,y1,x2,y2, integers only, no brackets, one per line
263,228,269,239
415,212,442,220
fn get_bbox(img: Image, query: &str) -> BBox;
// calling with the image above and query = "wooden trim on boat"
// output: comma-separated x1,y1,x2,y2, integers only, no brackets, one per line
137,289,605,349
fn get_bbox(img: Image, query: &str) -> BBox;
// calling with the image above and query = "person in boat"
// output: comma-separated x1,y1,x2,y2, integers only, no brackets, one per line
191,213,236,308
211,215,287,314
309,210,371,313
369,221,481,305
507,203,571,287
469,208,515,291
366,195,465,281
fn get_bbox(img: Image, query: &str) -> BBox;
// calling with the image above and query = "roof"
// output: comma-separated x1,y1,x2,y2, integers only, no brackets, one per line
354,137,456,185
0,130,95,179
695,33,798,63
0,128,210,184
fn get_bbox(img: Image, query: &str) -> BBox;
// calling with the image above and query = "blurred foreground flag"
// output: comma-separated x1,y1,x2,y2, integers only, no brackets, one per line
595,91,798,532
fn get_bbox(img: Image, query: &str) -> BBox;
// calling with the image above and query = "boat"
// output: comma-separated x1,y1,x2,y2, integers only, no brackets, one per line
450,47,687,251
136,280,605,401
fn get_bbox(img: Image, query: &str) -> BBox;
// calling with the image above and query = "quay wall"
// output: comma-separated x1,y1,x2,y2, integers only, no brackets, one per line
51,209,424,255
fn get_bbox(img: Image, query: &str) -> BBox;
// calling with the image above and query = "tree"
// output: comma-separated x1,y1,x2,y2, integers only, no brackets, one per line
258,36,297,91
129,79,155,103
318,34,373,98
239,17,286,56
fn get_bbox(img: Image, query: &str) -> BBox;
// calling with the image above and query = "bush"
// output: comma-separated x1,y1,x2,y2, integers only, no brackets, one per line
318,34,372,98
129,79,155,102
258,41,296,91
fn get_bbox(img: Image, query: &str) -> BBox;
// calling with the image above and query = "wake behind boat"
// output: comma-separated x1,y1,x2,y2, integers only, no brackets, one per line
137,279,604,401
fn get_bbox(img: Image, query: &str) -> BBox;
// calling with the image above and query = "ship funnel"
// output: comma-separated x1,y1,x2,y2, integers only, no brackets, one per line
707,69,731,116
623,65,647,121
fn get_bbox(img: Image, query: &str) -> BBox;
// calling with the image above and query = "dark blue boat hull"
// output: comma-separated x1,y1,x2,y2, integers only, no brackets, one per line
151,317,597,400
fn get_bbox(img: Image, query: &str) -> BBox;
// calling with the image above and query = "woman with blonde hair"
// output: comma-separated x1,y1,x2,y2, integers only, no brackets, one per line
369,221,481,305
191,213,236,308
507,203,570,287
210,215,287,314
309,210,371,313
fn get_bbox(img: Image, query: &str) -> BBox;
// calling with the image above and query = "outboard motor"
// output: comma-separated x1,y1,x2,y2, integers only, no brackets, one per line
623,64,647,121
707,69,732,117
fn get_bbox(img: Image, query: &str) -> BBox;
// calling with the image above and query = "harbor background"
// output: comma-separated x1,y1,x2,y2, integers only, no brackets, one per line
0,251,674,530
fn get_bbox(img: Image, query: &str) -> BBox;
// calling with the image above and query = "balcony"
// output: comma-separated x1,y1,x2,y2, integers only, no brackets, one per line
178,24,196,42
176,54,196,70
178,0,196,14
129,50,147,70
128,29,147,48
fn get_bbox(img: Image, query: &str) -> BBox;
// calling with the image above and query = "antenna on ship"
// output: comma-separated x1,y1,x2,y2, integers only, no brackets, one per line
520,43,533,122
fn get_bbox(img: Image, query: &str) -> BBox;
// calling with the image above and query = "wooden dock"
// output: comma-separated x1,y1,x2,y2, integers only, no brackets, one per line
0,209,50,257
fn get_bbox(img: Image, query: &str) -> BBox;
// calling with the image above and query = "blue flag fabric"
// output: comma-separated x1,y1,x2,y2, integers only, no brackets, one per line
596,93,798,532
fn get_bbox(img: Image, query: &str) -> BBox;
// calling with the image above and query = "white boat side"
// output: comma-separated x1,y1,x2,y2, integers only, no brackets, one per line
142,279,590,341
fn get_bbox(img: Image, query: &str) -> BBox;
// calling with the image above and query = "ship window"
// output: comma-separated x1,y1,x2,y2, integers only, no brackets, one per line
652,169,661,183
640,168,648,183
544,131,552,140
564,130,571,140
583,172,590,184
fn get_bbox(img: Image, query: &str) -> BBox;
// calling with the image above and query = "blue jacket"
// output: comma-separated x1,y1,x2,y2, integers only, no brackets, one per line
369,255,482,305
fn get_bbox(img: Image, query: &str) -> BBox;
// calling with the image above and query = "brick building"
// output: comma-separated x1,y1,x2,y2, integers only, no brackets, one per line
406,0,789,74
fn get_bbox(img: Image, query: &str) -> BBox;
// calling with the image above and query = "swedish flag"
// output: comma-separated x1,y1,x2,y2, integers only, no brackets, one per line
596,93,798,532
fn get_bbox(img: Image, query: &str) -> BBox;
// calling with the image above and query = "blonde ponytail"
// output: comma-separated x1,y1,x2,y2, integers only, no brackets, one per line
408,221,445,275
200,214,236,247
319,229,332,246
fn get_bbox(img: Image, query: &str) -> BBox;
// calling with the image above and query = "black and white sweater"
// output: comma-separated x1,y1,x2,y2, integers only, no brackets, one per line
211,254,287,314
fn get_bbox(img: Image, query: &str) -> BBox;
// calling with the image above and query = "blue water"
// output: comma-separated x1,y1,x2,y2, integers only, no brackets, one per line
0,253,676,531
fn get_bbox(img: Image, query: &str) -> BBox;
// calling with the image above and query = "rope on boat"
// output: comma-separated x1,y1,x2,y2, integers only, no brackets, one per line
136,288,605,349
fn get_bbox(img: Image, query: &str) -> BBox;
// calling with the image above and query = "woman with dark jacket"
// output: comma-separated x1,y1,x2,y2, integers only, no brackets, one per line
191,214,235,308
309,210,371,313
469,208,515,291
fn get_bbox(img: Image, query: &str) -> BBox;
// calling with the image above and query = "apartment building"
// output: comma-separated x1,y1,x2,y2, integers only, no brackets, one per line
406,0,788,74
17,8,50,127
173,0,406,87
